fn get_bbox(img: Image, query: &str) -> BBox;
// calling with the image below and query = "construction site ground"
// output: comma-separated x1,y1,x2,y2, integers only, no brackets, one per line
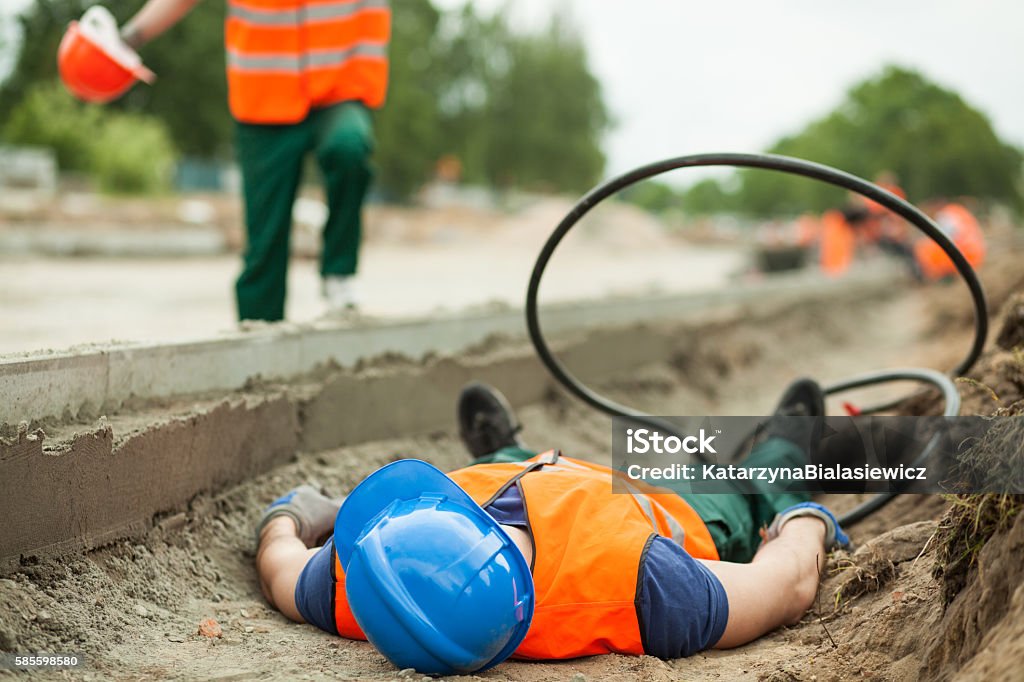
2,202,1024,680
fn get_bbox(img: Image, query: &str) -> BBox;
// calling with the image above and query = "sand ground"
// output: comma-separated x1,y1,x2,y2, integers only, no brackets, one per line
0,198,742,356
2,198,1022,680
0,256,997,681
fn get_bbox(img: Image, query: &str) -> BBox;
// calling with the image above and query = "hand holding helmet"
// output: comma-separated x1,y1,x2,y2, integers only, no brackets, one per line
58,6,155,103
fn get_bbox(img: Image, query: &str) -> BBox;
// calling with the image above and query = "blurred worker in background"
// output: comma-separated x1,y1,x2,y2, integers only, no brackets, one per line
858,171,914,260
914,200,986,281
819,171,917,278
76,0,391,320
818,207,856,276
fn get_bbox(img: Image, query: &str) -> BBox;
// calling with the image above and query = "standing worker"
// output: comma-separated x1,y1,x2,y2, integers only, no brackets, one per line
60,1,391,319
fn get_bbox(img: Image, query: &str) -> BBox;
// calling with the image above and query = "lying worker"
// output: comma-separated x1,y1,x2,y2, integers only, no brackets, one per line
254,381,849,674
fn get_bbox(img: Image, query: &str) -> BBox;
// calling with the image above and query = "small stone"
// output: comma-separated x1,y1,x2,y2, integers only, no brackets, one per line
168,635,186,643
571,674,587,682
244,626,254,633
398,669,416,678
197,618,223,638
134,604,149,618
36,610,52,622
239,609,251,618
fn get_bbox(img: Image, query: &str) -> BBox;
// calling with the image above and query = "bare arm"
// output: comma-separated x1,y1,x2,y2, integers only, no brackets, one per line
120,0,202,49
700,517,827,648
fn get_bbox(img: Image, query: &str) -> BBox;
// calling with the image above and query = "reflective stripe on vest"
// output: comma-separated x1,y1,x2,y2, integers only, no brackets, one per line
225,0,390,123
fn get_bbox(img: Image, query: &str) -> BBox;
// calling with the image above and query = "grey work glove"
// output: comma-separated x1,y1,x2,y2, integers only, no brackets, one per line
765,502,851,551
256,484,345,547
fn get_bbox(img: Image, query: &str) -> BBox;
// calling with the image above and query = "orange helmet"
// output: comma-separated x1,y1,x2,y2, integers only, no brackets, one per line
57,7,154,104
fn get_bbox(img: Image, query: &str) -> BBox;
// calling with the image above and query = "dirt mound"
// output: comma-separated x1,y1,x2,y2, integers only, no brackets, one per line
761,268,1024,681
959,292,1024,416
905,290,1024,418
923,496,1024,680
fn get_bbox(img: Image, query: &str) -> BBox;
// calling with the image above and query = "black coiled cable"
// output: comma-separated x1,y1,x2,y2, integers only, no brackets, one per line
524,153,988,525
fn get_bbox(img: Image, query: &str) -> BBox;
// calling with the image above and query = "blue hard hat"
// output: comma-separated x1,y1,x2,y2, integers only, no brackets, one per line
334,459,534,675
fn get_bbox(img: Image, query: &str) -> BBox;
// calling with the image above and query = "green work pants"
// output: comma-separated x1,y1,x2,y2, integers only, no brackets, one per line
234,102,374,321
477,437,810,563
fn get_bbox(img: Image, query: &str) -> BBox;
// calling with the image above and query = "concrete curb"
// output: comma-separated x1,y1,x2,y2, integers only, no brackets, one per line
0,226,227,257
1,266,895,426
0,268,899,571
0,320,706,573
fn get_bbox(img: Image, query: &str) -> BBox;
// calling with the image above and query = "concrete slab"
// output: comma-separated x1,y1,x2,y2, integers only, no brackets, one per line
0,268,902,570
0,266,897,427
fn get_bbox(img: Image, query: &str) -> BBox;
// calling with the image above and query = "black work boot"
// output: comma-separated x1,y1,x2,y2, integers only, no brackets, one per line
772,377,826,418
758,378,826,461
457,382,524,459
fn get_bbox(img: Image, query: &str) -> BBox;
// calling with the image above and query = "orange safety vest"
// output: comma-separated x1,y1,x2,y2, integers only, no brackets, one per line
819,209,855,276
224,0,391,124
859,183,907,244
914,203,986,280
863,182,906,217
330,453,719,659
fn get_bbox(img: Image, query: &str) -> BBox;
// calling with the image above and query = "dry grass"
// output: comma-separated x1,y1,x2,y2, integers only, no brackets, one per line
932,493,1024,605
830,549,898,610
946,416,1024,493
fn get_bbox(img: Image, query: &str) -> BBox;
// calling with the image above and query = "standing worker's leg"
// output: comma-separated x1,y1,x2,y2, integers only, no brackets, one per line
235,121,312,321
313,102,374,309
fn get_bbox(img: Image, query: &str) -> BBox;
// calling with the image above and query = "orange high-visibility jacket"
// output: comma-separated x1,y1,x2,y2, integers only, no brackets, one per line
225,0,391,124
914,203,986,280
331,453,719,659
819,209,855,276
861,183,908,243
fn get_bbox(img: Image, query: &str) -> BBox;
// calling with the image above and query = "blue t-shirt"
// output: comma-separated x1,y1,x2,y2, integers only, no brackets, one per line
295,485,729,658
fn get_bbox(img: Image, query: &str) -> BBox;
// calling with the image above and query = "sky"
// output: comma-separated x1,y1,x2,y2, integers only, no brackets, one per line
3,0,1022,184
433,0,1024,182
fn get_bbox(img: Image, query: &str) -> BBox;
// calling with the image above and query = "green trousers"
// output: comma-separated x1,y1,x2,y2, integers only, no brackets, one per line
235,102,374,321
477,438,810,563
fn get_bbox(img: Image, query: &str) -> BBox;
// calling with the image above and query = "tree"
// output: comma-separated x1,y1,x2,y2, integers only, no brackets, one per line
2,0,611,198
619,180,680,215
371,0,446,199
693,66,1024,216
4,80,177,193
478,15,609,192
0,0,229,157
682,178,737,216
